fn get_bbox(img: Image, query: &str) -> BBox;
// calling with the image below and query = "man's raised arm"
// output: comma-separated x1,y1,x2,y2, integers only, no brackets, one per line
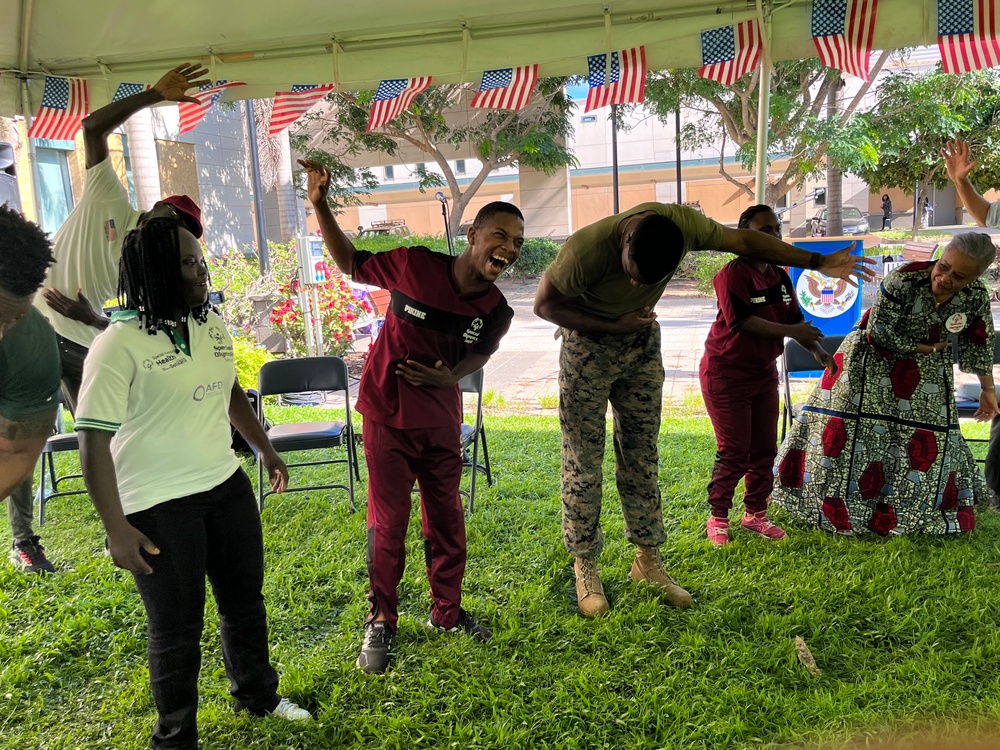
298,159,358,275
719,227,875,285
82,63,210,169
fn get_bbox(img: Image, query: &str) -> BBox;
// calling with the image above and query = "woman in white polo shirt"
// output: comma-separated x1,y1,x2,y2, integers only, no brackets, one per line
77,218,310,750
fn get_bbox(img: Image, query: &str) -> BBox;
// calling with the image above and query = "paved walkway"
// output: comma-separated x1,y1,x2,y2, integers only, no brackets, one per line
487,277,716,412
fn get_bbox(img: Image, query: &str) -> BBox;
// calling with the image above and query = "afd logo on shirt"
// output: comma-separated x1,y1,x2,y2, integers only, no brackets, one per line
193,381,226,402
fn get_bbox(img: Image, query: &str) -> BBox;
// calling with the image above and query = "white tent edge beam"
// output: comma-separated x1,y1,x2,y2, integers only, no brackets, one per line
1,0,937,117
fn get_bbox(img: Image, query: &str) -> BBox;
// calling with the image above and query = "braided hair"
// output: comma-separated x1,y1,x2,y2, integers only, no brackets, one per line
118,218,210,349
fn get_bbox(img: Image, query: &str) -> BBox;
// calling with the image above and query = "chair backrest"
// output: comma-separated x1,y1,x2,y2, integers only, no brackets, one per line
458,368,484,394
258,356,350,398
783,334,846,374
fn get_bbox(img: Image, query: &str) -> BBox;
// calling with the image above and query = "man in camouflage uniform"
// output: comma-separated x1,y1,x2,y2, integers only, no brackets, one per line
534,202,871,617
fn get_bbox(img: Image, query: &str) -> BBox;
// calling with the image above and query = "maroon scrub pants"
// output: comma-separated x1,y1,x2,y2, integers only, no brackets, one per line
700,367,780,519
363,419,466,632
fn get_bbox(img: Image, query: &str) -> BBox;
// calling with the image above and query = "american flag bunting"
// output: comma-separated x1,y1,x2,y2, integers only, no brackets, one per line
812,0,880,80
111,82,152,102
584,47,646,112
698,20,762,85
28,77,90,141
178,81,246,134
366,77,432,131
269,84,335,136
470,66,539,110
938,0,1000,74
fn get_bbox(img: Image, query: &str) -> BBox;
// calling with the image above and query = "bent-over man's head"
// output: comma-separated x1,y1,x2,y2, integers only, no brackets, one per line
621,213,685,287
0,205,55,339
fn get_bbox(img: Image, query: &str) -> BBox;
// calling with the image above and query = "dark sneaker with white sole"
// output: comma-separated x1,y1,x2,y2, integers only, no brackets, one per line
356,621,394,674
428,608,492,642
11,536,55,574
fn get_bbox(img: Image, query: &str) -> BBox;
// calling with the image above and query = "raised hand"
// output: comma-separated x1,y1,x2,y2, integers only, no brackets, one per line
297,159,332,205
941,138,979,183
153,63,211,104
818,242,876,286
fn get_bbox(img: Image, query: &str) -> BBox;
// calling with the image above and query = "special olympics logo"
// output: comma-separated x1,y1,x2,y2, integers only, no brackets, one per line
208,327,225,344
142,359,154,371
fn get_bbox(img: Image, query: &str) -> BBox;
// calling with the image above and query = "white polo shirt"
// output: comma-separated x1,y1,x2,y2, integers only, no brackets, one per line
34,159,142,348
76,309,241,515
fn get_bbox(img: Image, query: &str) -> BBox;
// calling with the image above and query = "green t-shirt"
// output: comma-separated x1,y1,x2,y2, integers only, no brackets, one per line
0,307,61,420
546,202,725,320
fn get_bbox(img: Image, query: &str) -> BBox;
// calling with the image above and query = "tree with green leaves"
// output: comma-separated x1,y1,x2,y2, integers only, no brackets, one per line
837,67,1000,233
641,54,890,207
292,79,575,230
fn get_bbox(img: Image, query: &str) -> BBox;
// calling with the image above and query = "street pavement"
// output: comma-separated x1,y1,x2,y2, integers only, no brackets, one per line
487,277,716,412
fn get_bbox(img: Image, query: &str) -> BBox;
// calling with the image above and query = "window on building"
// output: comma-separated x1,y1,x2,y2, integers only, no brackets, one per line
415,162,426,173
455,159,466,174
33,143,75,233
384,165,394,179
120,133,139,209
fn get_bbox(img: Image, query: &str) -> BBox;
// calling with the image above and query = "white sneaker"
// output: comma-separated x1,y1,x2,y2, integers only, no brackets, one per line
269,697,312,721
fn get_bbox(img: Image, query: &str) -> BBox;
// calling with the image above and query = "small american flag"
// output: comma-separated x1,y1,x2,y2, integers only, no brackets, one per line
111,82,152,102
812,0,879,80
938,0,1000,74
269,84,335,136
28,77,90,141
178,81,246,135
584,48,646,112
470,66,539,111
698,20,762,86
366,77,432,131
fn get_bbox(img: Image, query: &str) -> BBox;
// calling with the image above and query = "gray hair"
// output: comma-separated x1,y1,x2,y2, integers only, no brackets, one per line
946,232,997,274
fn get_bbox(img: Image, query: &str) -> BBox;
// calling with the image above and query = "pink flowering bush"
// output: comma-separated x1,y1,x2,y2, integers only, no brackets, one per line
268,259,373,357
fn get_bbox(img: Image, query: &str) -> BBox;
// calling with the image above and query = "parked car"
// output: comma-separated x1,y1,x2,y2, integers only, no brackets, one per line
359,219,411,238
808,205,870,236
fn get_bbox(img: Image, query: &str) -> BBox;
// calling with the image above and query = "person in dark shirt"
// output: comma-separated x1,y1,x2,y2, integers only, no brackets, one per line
699,205,832,546
300,159,522,675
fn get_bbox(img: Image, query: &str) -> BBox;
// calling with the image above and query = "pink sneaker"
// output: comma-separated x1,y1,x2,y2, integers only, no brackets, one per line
706,516,730,546
741,511,787,539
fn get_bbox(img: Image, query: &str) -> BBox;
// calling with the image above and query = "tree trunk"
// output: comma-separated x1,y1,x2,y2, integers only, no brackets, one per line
825,81,843,237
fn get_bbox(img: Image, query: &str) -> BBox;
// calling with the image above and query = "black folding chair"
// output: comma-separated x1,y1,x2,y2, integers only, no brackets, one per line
257,356,359,512
459,369,492,514
780,335,846,441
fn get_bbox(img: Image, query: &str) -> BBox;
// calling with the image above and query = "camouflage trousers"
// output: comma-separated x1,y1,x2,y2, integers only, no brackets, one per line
558,324,665,558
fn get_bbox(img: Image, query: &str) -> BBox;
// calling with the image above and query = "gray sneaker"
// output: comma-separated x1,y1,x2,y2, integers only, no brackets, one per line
356,622,394,674
11,537,55,574
428,608,492,642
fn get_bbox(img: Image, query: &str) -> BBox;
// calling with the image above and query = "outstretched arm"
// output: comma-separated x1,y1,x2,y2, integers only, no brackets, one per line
719,227,875,285
942,138,993,227
82,63,210,169
298,159,358,275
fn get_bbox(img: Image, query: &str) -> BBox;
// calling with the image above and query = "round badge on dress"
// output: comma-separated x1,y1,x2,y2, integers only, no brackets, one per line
945,312,967,333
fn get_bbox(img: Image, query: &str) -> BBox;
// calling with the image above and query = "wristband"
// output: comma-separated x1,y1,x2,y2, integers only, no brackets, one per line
808,252,823,271
983,386,996,391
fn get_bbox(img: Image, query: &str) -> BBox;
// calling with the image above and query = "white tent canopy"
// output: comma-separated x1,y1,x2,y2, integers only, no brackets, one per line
2,0,942,116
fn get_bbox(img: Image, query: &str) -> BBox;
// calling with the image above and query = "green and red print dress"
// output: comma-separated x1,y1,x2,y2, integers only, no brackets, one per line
773,261,995,536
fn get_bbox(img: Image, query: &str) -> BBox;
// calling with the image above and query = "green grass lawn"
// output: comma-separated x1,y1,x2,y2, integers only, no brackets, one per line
2,412,1000,749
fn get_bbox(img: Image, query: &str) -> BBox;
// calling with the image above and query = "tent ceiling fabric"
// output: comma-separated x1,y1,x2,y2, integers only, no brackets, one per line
2,0,935,116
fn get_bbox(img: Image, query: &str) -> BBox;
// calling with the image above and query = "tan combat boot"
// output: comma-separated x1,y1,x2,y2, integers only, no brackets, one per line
574,556,610,617
630,546,693,609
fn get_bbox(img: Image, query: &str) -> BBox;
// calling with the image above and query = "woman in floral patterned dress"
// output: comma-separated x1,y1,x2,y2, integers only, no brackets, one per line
773,233,999,536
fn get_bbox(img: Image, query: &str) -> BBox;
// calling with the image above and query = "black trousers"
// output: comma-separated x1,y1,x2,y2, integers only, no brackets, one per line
986,416,1000,498
128,469,280,750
